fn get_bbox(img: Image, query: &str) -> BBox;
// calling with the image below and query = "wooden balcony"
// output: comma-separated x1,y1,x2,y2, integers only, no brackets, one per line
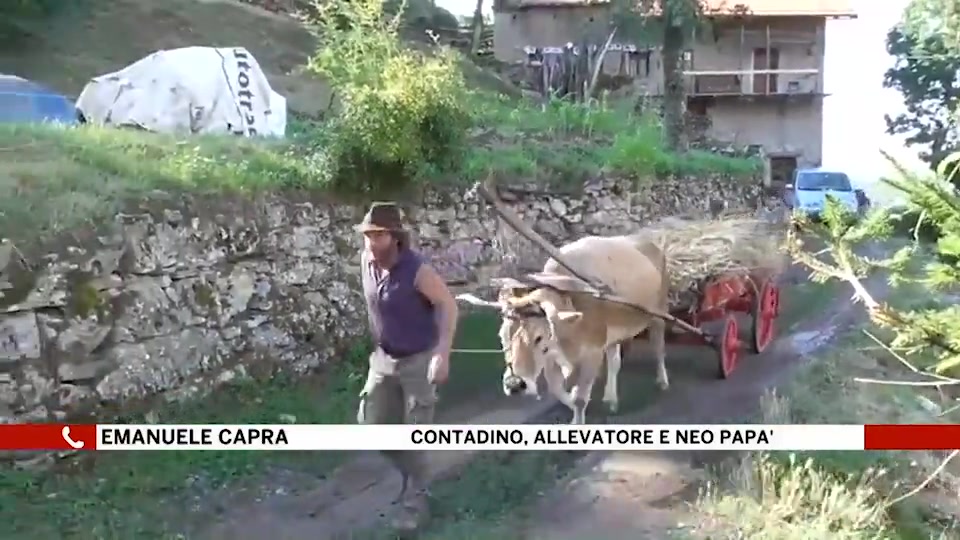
683,68,821,97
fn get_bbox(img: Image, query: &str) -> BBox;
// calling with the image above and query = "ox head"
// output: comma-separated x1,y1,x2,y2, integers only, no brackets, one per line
456,278,583,397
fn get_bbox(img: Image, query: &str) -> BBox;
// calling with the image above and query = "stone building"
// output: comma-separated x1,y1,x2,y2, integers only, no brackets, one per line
492,0,857,186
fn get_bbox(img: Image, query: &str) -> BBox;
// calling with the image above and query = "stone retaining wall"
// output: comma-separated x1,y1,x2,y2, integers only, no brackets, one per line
0,174,761,423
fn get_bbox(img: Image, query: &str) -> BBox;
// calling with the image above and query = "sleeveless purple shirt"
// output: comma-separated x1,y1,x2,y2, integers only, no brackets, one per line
362,248,438,357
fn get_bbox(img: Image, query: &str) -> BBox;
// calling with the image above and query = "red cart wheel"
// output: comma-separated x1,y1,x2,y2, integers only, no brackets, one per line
751,280,779,354
717,315,740,379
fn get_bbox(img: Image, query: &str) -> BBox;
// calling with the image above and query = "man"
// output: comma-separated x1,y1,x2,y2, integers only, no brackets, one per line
356,202,459,534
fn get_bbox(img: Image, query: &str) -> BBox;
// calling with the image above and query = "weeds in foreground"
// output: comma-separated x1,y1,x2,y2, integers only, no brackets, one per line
695,324,960,540
700,452,891,540
696,387,894,539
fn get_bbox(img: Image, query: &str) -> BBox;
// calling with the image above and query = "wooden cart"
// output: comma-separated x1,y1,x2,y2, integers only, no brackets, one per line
637,270,781,379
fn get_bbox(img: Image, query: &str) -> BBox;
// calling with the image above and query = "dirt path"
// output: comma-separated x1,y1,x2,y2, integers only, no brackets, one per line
519,275,879,540
200,392,562,540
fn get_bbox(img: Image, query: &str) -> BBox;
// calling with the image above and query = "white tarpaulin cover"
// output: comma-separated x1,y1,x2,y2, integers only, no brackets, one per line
76,46,286,137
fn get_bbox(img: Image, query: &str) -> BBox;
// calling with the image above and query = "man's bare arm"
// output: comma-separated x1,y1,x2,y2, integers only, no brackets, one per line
415,264,459,357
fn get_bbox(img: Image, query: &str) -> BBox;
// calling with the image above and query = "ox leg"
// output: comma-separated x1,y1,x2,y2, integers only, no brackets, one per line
602,344,621,413
570,362,599,425
649,318,669,390
543,361,575,409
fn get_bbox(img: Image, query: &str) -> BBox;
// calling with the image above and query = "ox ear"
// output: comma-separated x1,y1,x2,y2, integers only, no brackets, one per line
555,310,583,323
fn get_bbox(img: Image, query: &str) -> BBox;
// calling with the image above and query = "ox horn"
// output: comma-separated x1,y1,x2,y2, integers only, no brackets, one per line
474,174,612,295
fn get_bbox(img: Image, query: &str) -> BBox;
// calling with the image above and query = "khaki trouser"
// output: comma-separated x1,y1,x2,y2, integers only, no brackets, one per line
357,348,437,490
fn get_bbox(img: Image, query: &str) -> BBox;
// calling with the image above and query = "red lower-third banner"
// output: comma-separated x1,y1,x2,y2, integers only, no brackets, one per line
0,423,956,451
864,424,960,450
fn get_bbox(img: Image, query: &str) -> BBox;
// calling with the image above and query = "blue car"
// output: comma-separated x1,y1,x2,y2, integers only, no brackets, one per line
786,168,860,221
0,74,78,124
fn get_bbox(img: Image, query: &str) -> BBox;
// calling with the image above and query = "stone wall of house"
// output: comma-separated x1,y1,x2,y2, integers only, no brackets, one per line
0,174,761,423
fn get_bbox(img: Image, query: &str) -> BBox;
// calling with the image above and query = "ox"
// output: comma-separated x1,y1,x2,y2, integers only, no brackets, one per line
459,234,671,424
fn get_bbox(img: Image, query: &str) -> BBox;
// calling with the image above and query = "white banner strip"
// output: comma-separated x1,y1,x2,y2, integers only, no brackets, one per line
95,424,866,451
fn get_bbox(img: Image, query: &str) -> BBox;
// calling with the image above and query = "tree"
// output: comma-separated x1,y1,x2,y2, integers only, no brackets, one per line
655,0,704,152
618,1,747,152
617,0,705,151
789,152,960,381
788,152,960,480
900,0,960,56
883,0,960,172
789,2,960,492
797,0,960,383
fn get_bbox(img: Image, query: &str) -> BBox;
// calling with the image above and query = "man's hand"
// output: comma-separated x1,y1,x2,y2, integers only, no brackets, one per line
428,351,449,384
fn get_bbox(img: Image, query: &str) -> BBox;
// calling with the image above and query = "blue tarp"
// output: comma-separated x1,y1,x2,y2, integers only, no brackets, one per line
0,74,77,124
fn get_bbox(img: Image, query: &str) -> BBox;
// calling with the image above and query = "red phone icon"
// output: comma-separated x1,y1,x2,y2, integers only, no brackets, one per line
62,426,84,449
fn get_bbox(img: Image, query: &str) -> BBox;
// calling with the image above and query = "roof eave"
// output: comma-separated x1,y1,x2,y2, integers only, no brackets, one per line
499,1,857,18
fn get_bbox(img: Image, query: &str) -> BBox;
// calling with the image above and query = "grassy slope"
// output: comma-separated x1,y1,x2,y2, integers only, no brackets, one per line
0,2,759,246
0,0,332,115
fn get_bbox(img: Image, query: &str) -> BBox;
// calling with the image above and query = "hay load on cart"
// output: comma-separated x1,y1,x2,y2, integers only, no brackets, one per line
638,216,788,307
629,215,790,376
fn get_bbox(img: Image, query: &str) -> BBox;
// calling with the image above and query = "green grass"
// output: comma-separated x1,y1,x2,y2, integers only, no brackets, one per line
445,311,509,402
0,313,508,539
465,92,760,186
0,123,326,244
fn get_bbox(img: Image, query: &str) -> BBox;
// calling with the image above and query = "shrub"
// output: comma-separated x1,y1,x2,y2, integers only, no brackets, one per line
305,0,471,195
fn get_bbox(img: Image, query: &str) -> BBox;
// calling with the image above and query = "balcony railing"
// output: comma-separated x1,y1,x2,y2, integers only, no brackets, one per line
683,68,821,97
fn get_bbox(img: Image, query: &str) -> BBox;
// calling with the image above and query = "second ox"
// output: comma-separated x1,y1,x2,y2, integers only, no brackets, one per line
459,233,671,424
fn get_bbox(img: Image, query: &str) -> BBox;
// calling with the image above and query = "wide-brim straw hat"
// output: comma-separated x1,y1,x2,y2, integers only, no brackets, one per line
355,202,407,233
